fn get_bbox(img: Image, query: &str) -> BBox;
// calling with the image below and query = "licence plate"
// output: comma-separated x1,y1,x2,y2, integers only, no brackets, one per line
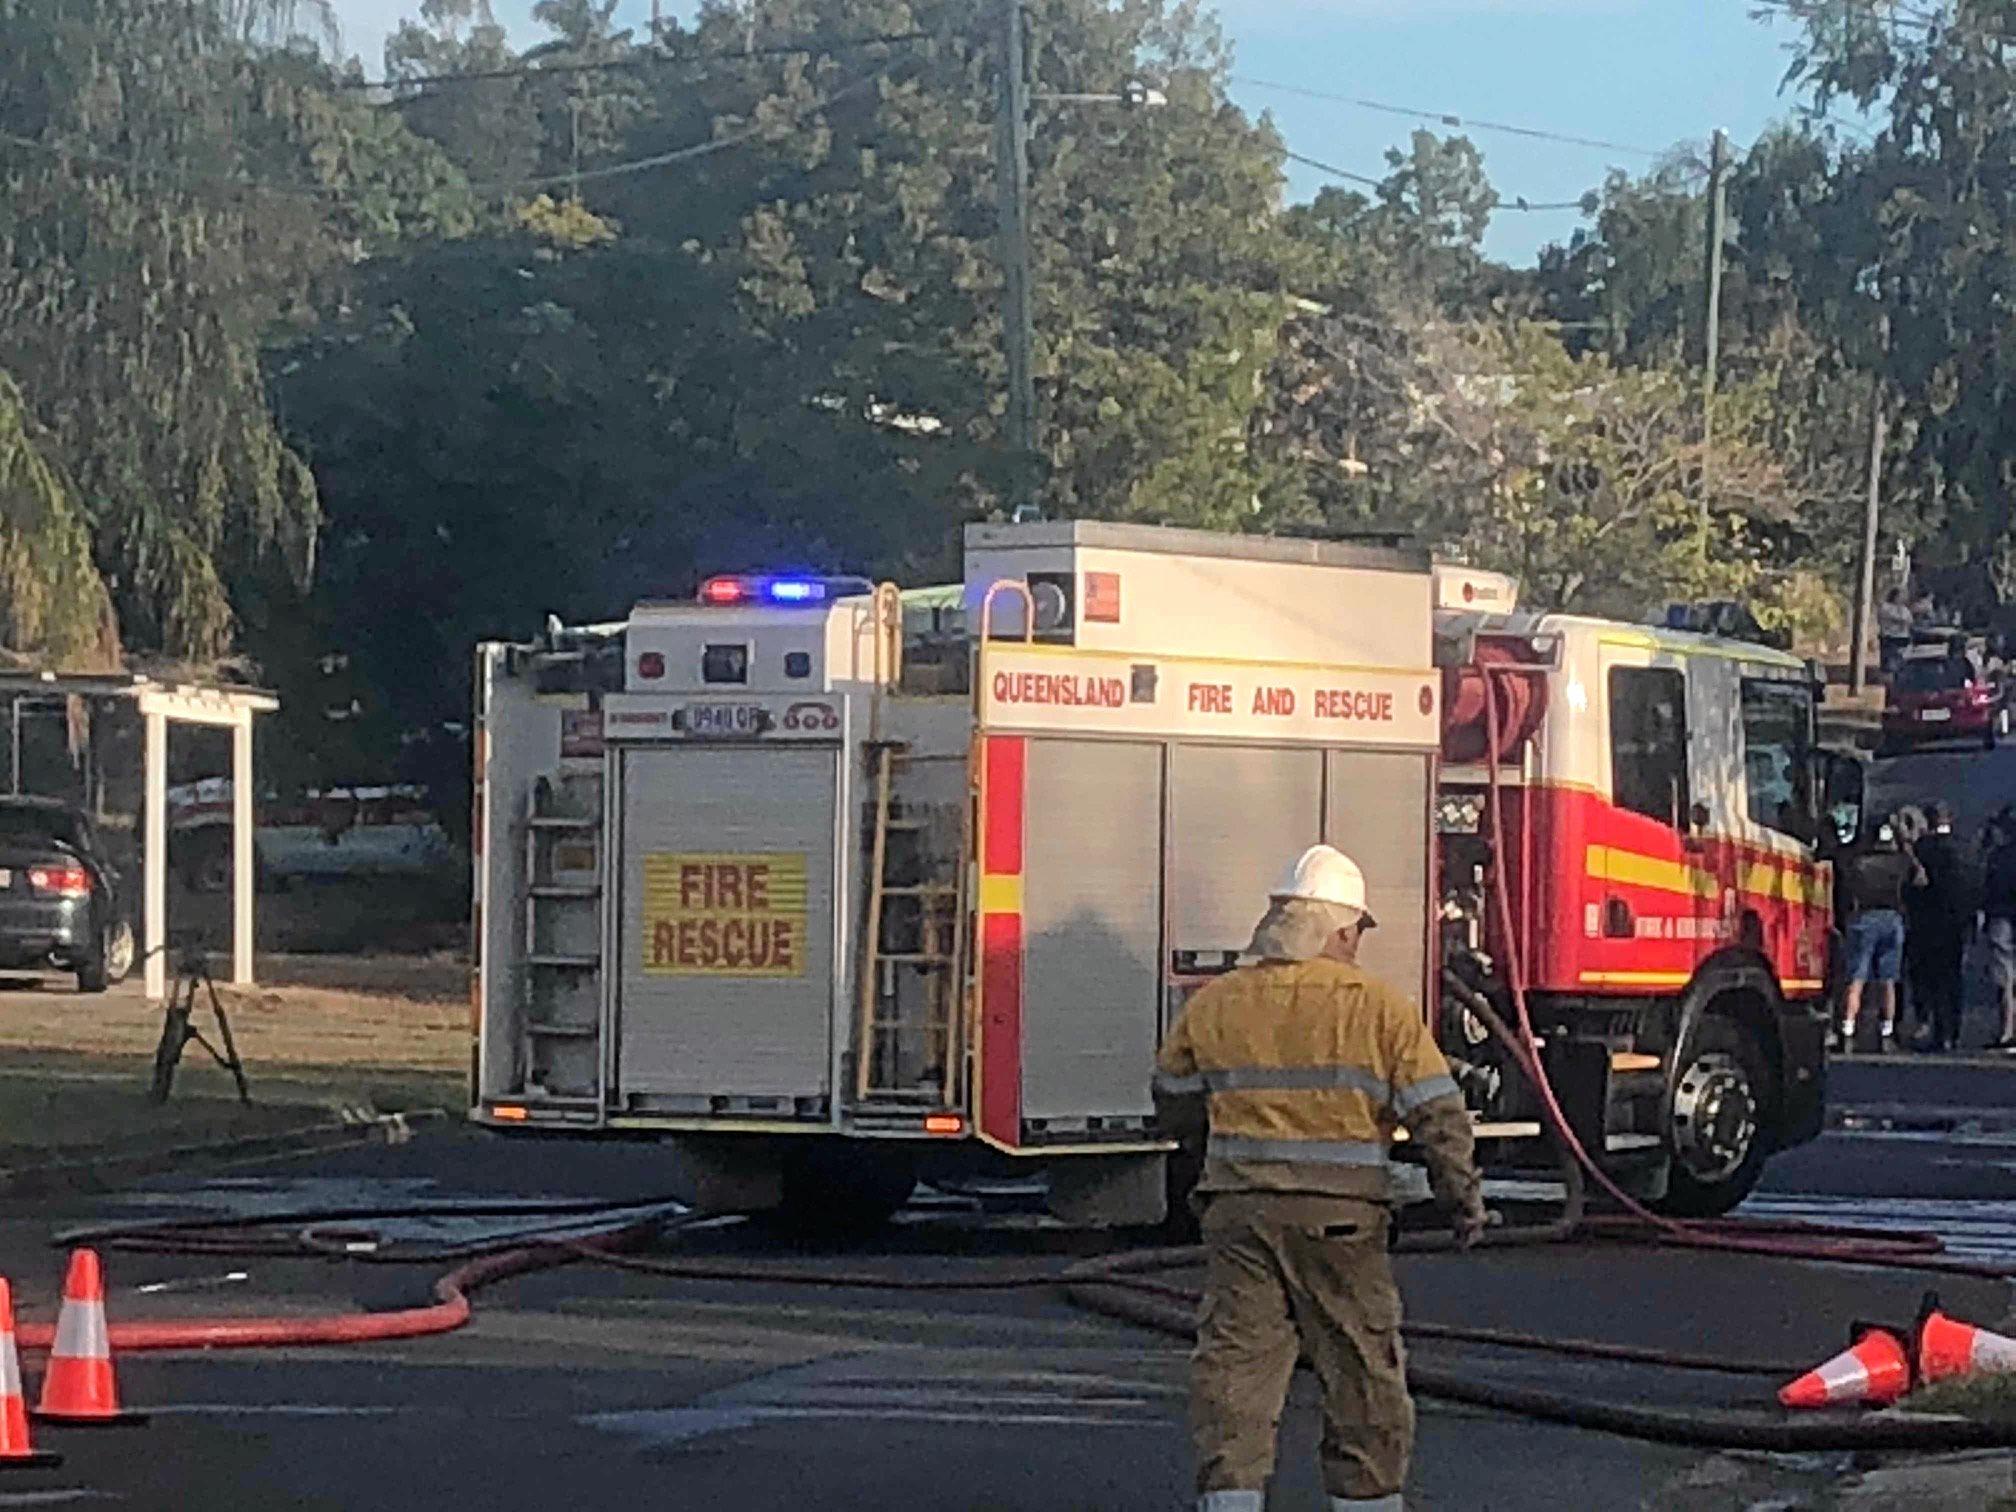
0,870,11,888
1920,708,1952,723
683,703,764,738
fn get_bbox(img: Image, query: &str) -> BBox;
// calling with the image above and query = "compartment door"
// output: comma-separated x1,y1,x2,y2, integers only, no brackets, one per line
614,745,839,1109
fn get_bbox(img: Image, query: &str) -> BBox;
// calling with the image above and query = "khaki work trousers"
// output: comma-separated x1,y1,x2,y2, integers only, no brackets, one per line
1190,1192,1412,1506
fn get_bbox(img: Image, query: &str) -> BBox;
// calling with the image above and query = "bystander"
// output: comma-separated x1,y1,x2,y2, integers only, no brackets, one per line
1837,815,1925,1052
1905,802,1971,1052
1979,808,2016,1054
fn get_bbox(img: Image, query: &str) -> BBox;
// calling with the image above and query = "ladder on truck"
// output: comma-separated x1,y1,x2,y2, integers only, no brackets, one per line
853,741,966,1106
519,771,603,1103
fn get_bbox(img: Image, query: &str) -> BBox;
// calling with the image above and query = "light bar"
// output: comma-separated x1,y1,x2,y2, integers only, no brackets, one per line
696,574,875,606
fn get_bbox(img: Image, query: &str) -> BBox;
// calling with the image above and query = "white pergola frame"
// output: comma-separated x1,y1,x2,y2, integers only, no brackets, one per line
0,675,278,1000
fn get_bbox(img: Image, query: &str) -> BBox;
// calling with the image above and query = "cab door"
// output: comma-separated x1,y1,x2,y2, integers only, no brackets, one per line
1731,671,1822,988
1589,646,1706,990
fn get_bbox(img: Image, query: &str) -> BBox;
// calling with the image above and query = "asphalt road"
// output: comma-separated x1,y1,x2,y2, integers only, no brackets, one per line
0,1123,2010,1512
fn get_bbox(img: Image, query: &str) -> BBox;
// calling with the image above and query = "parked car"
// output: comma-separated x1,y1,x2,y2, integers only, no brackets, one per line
0,797,135,993
1880,644,2011,755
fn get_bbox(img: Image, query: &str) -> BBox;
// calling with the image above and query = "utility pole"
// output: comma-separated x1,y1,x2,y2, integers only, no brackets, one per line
1699,127,1728,550
995,0,1039,522
1849,379,1887,696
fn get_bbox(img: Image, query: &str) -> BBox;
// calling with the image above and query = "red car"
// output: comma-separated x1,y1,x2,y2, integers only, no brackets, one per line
1880,648,2011,754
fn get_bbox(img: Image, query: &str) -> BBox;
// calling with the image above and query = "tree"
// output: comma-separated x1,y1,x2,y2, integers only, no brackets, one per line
385,0,544,191
0,0,474,662
0,373,119,669
1782,4,2016,562
1256,309,1837,637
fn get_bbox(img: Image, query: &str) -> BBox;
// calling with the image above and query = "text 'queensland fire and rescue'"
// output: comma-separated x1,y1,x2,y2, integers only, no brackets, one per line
986,669,1397,722
641,852,809,976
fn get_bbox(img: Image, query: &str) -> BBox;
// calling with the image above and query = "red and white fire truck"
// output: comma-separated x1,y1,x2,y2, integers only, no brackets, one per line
470,522,1858,1223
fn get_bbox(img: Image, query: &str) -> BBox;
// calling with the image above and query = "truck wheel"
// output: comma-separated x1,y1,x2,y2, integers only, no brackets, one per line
1656,1010,1773,1218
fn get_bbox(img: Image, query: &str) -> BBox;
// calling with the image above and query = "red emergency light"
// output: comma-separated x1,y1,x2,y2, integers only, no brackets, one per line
699,577,748,605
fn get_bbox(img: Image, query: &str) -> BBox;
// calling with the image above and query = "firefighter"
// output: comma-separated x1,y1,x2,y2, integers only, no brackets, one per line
1154,844,1488,1512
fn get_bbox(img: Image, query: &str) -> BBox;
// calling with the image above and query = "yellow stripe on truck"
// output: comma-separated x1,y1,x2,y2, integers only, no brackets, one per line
1738,858,1827,907
1586,844,1718,899
1590,844,1828,909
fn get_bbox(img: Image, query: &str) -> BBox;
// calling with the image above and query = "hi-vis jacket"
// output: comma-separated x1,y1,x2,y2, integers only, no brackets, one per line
1154,958,1484,1214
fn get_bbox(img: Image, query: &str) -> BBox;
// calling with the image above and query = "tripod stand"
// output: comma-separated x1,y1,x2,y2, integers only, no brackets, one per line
149,950,251,1104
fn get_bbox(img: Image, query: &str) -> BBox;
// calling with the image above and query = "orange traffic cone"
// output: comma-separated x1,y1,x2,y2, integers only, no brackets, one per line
0,1279,59,1467
32,1250,145,1426
1919,1307,2016,1383
1778,1325,1913,1409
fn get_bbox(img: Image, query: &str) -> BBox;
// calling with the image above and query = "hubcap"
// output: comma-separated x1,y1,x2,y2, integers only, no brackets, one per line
1671,1051,1757,1184
106,922,135,981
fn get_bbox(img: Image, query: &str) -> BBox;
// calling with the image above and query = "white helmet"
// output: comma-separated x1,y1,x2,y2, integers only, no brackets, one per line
1271,844,1376,928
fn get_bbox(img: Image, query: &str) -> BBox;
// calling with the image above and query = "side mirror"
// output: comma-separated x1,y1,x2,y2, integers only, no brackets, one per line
1689,801,1711,833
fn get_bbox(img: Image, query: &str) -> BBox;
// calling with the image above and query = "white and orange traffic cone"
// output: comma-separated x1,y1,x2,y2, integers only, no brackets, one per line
1919,1306,2016,1384
0,1279,60,1467
1778,1325,1912,1409
32,1250,145,1426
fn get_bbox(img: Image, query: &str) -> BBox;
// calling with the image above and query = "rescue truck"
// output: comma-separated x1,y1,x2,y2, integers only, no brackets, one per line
470,522,1859,1224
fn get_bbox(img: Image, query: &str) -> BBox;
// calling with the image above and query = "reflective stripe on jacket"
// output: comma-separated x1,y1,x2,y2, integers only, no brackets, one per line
1154,958,1482,1211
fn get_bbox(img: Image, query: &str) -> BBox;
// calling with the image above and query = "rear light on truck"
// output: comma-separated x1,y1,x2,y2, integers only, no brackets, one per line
27,864,91,899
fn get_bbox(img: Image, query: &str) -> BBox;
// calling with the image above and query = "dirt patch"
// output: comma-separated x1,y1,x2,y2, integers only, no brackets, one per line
0,967,468,1075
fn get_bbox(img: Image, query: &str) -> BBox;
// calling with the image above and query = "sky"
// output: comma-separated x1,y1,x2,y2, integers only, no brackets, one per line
329,0,1827,266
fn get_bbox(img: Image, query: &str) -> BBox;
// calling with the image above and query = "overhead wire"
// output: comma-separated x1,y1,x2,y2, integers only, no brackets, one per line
1237,75,1667,160
1282,149,1591,212
338,28,934,91
0,63,895,205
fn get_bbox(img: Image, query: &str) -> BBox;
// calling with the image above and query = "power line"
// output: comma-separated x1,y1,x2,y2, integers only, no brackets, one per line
1283,149,1593,212
510,73,883,189
1283,150,1380,189
340,29,932,92
1238,76,1666,160
0,67,893,206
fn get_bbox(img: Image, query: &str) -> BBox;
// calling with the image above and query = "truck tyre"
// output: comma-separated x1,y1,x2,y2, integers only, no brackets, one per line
1656,1009,1773,1218
773,1148,916,1236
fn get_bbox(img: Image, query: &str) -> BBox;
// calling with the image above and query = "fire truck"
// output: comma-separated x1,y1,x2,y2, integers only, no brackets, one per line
470,522,1858,1224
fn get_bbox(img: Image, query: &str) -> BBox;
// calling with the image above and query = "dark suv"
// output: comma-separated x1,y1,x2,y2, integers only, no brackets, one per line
0,798,135,992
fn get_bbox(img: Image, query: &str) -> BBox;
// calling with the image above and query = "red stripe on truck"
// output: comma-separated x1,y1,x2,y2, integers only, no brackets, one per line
979,735,1026,1145
983,735,1025,875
